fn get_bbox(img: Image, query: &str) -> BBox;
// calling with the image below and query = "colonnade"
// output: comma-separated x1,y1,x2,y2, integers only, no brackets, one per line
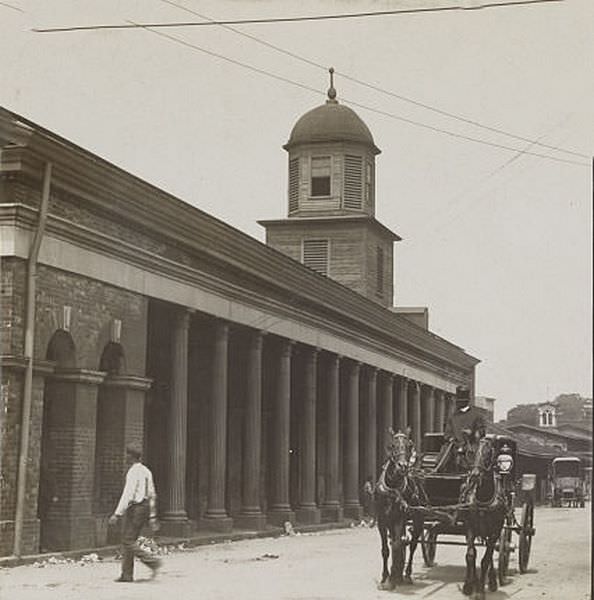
157,308,459,534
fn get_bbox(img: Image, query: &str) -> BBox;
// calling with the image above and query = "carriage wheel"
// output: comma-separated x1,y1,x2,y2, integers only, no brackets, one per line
421,529,438,567
497,525,512,586
518,502,534,574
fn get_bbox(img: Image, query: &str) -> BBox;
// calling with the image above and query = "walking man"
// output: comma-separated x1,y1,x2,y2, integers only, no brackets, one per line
108,443,161,582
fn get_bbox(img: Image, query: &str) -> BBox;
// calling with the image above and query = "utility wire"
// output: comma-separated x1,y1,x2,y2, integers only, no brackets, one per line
0,1,23,12
33,0,563,33
157,0,586,160
407,117,571,243
129,22,588,167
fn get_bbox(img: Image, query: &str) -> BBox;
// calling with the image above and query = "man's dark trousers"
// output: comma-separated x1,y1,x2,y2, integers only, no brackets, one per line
121,500,160,580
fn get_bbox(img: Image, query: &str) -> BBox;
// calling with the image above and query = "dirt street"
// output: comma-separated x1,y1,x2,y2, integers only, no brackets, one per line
0,504,590,600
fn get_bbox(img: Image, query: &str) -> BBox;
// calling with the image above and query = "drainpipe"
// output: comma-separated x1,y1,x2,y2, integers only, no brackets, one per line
13,161,52,558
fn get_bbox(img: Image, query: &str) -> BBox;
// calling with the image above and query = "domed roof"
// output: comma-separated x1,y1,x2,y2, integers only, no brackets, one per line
285,100,380,154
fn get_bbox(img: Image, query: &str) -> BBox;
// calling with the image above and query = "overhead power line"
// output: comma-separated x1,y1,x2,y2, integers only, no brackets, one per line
33,0,563,33
156,0,587,160
129,22,587,167
0,1,24,12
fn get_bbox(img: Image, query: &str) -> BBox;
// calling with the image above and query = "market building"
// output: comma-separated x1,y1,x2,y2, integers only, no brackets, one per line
0,89,479,558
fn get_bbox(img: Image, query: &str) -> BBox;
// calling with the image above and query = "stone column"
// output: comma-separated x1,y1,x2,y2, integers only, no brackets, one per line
203,320,233,532
436,389,446,432
296,347,321,524
446,393,456,420
410,381,422,450
321,354,342,522
397,376,408,432
379,373,394,463
344,361,362,520
268,339,295,525
162,309,192,535
363,367,378,482
424,385,436,437
236,330,266,530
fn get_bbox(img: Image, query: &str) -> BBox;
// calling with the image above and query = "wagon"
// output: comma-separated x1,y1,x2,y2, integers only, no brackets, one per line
550,457,585,508
416,433,536,584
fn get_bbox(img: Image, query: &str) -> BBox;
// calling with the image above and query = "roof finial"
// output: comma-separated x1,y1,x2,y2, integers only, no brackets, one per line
326,67,337,103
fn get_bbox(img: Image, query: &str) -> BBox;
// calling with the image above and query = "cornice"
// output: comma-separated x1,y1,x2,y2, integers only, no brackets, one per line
3,202,478,376
102,374,153,391
0,120,479,373
51,368,107,385
258,214,402,241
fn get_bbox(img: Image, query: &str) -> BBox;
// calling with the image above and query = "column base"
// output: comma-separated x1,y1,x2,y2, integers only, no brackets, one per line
159,518,195,538
295,506,321,525
40,515,94,551
267,508,295,527
200,516,234,533
343,504,363,521
320,504,344,523
234,512,268,531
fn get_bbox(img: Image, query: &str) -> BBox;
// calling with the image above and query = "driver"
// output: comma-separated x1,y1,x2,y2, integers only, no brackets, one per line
443,386,486,470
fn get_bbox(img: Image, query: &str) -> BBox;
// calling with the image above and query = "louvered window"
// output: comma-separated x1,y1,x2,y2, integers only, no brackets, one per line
365,162,372,203
311,156,331,197
344,155,363,209
377,246,384,294
303,239,329,276
289,158,300,213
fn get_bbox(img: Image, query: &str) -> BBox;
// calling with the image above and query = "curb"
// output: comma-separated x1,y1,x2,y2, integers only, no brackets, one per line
0,520,356,569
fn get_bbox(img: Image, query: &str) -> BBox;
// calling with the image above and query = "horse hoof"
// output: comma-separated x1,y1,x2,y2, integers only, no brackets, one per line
403,575,413,585
462,582,474,596
488,579,498,592
379,580,395,591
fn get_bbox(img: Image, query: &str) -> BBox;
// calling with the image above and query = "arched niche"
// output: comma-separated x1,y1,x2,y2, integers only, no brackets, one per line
38,329,77,551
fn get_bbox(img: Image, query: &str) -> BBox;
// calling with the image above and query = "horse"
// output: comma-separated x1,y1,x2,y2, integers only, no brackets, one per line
458,435,506,600
374,429,426,590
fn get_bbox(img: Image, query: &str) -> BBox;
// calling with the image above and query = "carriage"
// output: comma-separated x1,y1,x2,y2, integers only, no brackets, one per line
550,456,585,508
417,432,536,584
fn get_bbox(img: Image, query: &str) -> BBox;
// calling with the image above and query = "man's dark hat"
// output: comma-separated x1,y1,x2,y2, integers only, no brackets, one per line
126,443,142,459
456,385,470,400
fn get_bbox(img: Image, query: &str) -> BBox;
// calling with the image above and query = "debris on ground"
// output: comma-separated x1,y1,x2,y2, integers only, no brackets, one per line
33,553,102,568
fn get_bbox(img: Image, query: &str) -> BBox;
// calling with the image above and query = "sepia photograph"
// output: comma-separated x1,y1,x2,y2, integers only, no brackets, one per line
0,1,591,599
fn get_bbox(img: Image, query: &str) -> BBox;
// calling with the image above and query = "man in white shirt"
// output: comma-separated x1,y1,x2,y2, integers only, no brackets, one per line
108,443,161,582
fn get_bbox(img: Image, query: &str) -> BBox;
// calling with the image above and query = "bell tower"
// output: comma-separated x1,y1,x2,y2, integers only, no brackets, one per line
259,69,401,308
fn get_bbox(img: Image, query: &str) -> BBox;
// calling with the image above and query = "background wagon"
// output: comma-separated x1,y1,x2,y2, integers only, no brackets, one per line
550,457,585,508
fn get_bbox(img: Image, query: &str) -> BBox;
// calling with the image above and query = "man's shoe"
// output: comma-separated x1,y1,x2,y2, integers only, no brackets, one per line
115,576,133,583
150,559,162,579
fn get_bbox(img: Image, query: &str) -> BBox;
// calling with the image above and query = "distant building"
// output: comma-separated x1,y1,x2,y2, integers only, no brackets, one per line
507,394,592,433
503,394,592,485
474,396,495,423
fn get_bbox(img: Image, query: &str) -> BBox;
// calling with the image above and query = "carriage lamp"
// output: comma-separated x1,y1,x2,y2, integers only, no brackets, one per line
497,453,514,473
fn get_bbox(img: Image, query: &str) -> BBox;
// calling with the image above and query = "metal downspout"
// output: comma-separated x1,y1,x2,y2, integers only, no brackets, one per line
13,161,52,558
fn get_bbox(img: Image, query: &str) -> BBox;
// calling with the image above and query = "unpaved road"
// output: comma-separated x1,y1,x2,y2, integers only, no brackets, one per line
0,504,590,600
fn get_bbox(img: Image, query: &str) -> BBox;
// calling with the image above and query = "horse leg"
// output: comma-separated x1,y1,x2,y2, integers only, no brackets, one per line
389,518,404,587
462,528,477,596
378,521,390,587
475,533,497,600
486,530,499,592
404,514,422,584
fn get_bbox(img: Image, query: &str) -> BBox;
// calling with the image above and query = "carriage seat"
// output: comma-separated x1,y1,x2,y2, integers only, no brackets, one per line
422,432,467,474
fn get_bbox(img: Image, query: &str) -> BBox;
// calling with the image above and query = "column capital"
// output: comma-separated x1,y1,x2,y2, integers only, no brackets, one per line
278,338,295,357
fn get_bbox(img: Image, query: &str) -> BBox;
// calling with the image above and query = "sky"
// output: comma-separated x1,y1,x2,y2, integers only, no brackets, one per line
0,0,592,420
